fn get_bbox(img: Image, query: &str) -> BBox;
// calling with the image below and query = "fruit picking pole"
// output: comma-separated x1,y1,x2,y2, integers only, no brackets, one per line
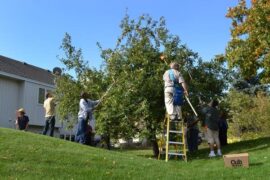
95,80,117,108
185,95,198,117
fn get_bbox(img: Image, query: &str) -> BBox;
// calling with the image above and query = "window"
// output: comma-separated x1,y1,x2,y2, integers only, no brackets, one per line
38,88,45,104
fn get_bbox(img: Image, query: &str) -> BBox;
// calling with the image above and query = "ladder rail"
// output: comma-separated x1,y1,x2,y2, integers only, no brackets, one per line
165,115,170,162
165,114,187,162
182,121,187,162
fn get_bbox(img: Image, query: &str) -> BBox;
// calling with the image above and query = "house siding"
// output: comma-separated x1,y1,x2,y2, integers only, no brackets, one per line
23,81,59,127
0,76,21,128
0,74,59,129
0,56,60,134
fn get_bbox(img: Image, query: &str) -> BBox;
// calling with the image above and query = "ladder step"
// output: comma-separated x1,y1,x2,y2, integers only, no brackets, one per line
169,141,184,145
168,152,185,156
169,130,183,134
170,121,182,123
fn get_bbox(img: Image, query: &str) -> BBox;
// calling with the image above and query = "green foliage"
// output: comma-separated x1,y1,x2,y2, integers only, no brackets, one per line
55,74,82,124
188,58,230,105
97,14,229,141
231,76,269,95
59,33,87,78
97,15,172,140
55,33,108,127
226,0,270,83
227,90,270,139
55,15,229,152
225,0,270,138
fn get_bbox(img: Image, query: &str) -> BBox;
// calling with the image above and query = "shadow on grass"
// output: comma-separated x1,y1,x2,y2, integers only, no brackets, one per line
223,137,270,152
188,136,270,161
249,162,264,167
137,154,155,159
113,137,270,162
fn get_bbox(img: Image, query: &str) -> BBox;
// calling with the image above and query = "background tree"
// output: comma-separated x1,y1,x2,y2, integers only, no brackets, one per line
224,0,270,140
97,14,228,156
55,33,107,128
56,15,228,157
225,0,270,83
227,90,270,139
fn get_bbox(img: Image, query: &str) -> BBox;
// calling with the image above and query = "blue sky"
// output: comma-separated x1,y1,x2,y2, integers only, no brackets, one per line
0,0,240,71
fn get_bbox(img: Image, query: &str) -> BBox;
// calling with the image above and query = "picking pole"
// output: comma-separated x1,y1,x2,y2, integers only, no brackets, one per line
185,96,198,117
95,81,117,108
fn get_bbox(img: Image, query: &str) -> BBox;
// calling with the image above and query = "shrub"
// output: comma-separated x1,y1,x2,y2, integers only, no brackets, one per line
227,90,270,140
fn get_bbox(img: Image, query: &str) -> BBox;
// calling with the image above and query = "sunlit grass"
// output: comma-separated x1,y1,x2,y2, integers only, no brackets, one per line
0,128,269,179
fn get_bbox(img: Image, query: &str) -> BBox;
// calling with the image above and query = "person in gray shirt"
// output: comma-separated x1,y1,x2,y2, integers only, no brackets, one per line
163,61,188,120
201,99,222,157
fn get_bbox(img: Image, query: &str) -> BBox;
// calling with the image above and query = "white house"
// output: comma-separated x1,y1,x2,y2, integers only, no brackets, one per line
0,55,58,131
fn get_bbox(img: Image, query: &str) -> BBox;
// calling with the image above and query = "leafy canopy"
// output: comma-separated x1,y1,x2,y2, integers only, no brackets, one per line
55,15,228,146
226,0,270,83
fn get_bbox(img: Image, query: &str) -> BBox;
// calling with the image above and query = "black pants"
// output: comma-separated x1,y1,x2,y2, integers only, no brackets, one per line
187,128,199,153
219,130,228,146
42,116,55,137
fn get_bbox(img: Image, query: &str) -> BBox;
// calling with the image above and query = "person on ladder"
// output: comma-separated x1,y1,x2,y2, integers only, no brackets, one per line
163,61,188,121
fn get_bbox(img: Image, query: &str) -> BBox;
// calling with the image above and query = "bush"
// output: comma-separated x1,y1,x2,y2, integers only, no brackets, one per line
227,90,270,140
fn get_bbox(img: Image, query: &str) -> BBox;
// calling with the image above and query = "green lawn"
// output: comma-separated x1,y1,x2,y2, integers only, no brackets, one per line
0,128,269,179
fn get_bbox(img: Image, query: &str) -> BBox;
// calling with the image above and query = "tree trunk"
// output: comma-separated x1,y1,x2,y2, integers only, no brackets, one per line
151,138,159,158
147,125,159,158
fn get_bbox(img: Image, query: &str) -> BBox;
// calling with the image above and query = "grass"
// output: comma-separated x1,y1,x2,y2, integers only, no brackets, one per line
0,128,269,179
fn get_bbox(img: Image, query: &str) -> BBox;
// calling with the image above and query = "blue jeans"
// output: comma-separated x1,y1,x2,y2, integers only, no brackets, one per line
75,117,87,144
42,116,55,137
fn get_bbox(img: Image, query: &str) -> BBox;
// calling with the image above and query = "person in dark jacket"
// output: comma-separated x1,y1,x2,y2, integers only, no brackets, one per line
219,112,228,146
16,108,29,130
186,114,200,153
201,99,222,157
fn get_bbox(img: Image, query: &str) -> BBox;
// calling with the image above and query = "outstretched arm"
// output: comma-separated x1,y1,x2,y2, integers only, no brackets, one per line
181,82,188,96
91,100,100,108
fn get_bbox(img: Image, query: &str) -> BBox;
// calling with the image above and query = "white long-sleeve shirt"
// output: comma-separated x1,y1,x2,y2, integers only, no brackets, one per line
78,99,99,120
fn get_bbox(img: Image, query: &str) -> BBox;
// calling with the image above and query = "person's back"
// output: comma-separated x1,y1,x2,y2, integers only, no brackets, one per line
163,61,188,121
44,97,55,117
42,93,56,137
163,69,184,88
203,106,219,131
18,115,29,130
201,99,222,157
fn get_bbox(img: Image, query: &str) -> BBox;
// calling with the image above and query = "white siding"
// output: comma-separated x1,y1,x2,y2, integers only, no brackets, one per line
23,81,59,127
0,76,21,128
0,74,59,129
23,82,43,126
